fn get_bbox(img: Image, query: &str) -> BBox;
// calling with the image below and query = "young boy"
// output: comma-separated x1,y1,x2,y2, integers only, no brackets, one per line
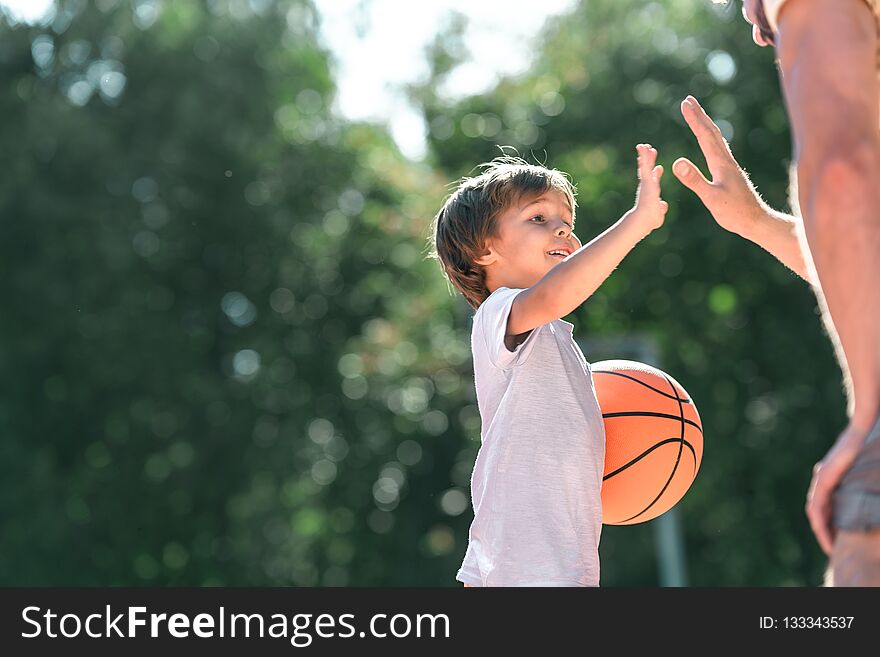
429,144,668,586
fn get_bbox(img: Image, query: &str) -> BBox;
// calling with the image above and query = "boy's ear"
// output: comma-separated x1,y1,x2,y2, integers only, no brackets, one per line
474,241,497,267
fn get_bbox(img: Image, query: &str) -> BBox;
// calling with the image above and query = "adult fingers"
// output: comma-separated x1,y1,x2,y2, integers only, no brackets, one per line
806,468,835,556
672,157,714,204
680,97,733,177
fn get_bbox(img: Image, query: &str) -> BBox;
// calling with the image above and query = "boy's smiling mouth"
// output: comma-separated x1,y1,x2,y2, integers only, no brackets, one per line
547,248,571,259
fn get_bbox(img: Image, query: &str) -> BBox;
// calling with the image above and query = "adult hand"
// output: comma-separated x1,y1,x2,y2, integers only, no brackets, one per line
673,96,765,238
805,422,868,555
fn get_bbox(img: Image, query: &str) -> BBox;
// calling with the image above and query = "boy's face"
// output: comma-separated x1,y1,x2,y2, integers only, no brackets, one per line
477,189,581,291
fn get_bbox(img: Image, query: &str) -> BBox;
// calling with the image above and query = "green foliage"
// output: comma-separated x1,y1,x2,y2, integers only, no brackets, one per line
0,0,457,586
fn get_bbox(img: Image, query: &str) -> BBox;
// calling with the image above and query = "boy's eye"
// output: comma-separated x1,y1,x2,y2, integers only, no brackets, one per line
530,214,573,230
531,214,573,229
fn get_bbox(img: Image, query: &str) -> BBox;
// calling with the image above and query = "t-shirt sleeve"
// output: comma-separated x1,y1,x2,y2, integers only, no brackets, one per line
475,287,542,370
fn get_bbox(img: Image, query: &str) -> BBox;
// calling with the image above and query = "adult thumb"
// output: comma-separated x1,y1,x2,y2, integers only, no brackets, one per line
673,157,712,202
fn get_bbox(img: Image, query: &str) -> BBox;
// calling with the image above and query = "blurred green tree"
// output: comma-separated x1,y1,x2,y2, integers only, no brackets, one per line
0,0,457,586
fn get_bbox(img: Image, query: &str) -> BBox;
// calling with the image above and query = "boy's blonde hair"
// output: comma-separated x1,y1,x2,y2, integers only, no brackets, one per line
428,156,577,310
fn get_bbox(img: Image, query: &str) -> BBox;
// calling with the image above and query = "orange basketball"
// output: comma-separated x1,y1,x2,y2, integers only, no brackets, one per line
592,359,703,525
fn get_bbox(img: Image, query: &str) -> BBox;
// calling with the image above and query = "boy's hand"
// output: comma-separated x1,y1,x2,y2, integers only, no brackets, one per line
630,143,668,233
673,96,765,236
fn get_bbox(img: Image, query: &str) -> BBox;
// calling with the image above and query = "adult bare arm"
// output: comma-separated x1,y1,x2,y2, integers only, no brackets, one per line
774,0,880,554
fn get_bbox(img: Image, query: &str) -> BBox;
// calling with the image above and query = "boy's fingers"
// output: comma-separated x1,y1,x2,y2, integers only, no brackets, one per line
636,145,648,180
637,144,658,180
672,157,713,203
652,164,664,182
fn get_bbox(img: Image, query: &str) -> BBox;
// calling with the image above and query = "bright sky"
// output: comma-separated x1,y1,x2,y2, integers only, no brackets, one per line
2,0,578,159
0,0,49,22
311,0,578,159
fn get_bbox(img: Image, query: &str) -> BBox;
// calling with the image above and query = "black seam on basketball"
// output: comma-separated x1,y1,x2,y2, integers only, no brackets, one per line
593,370,692,403
620,373,688,523
602,411,702,434
603,438,698,481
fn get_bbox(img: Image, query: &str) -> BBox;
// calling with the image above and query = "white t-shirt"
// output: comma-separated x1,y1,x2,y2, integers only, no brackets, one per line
456,287,606,587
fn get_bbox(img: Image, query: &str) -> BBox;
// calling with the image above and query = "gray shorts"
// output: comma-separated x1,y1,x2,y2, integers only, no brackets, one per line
833,416,880,531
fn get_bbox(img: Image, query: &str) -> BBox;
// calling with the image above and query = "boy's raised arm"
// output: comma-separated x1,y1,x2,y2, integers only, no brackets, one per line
506,144,668,337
